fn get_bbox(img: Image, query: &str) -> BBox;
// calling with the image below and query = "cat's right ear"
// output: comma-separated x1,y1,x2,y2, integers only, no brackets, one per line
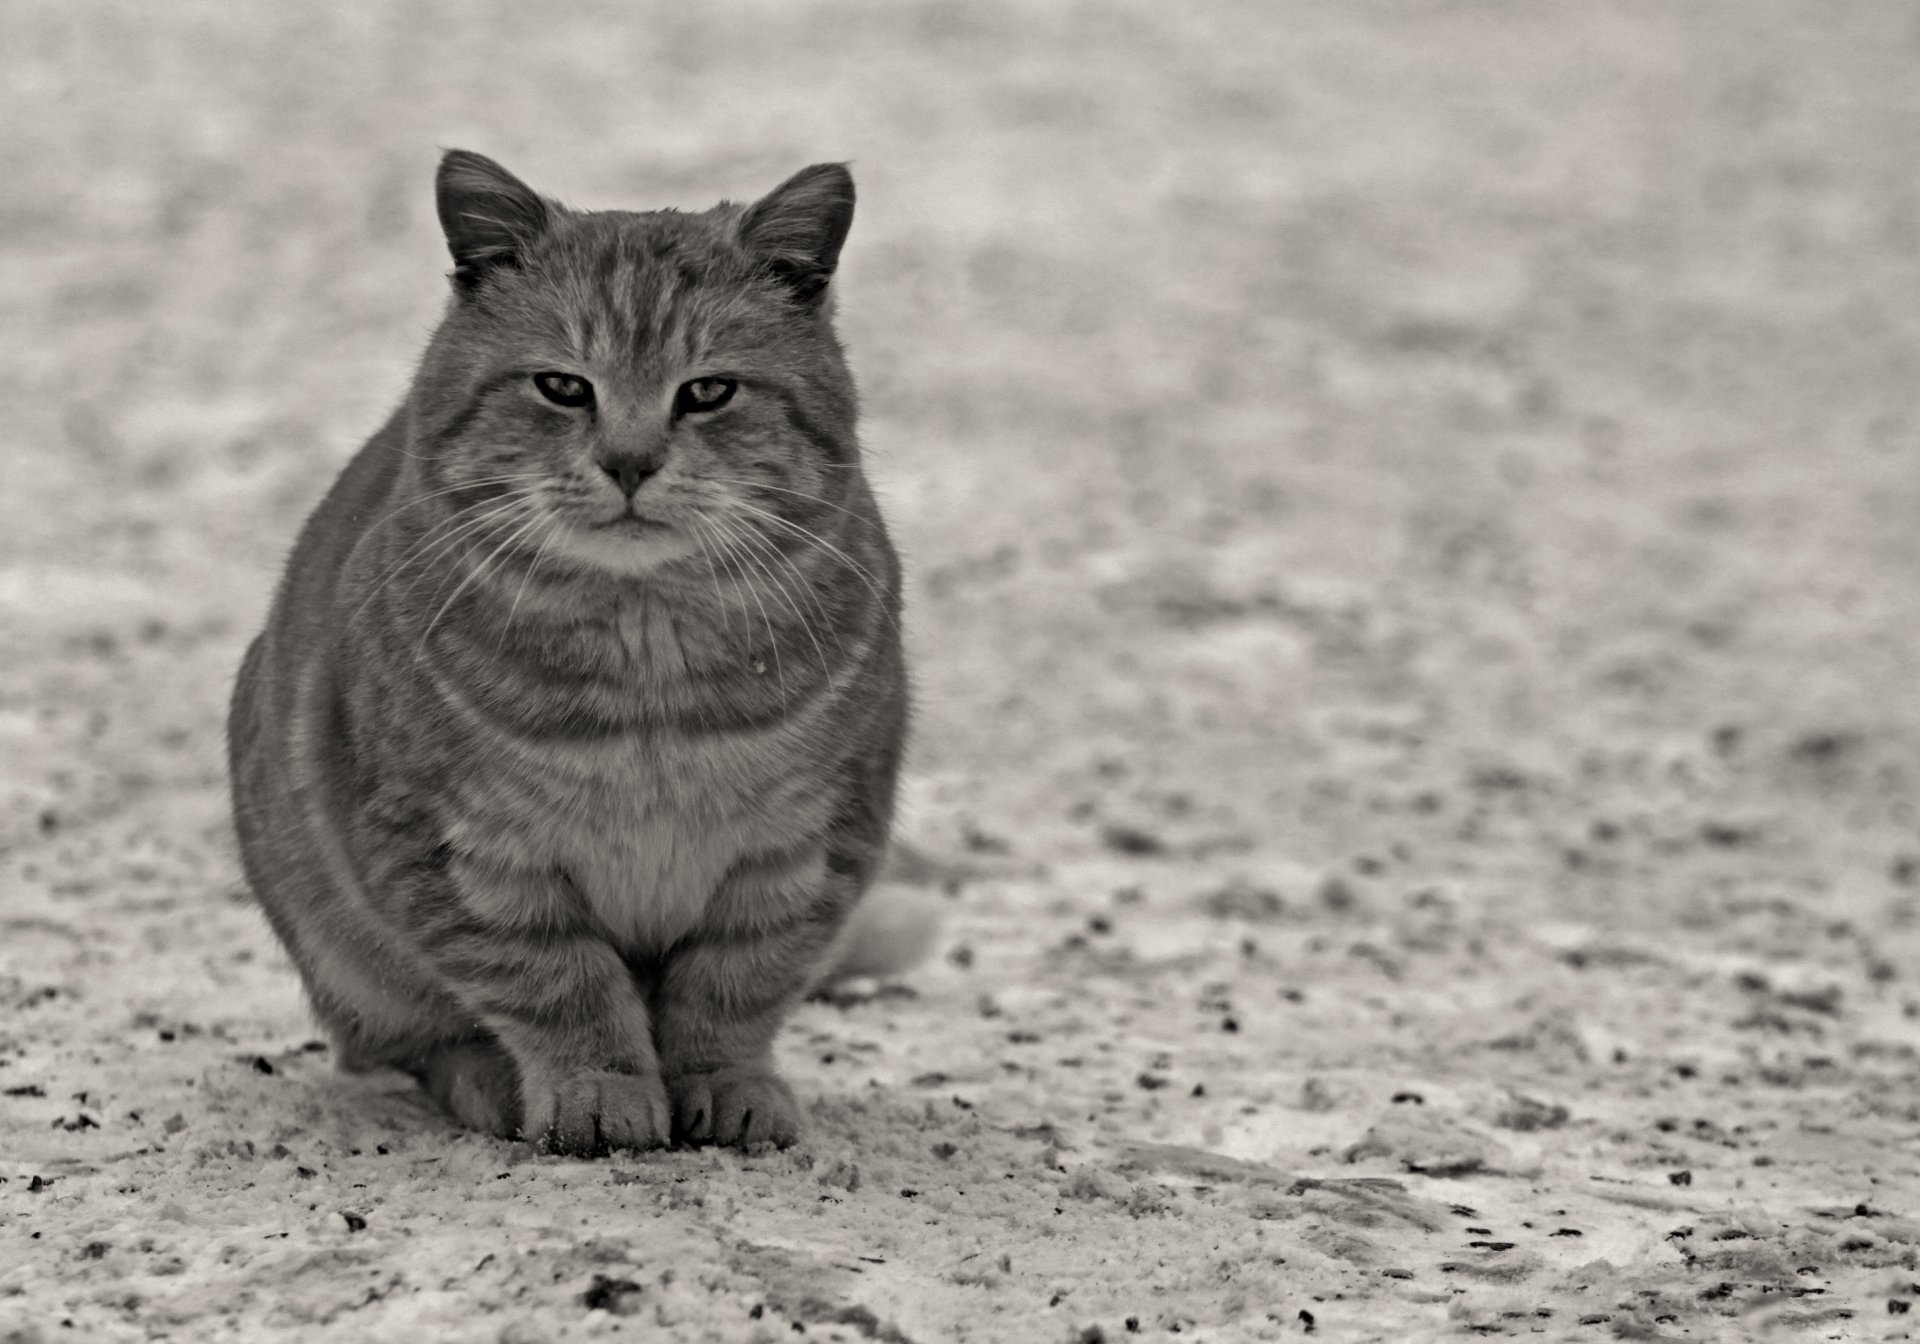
435,150,554,292
739,164,855,308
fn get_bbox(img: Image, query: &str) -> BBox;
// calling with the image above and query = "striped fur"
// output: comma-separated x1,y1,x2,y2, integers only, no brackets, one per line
228,152,908,1152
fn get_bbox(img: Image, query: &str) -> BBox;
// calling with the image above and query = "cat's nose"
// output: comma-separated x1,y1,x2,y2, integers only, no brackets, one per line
598,452,662,498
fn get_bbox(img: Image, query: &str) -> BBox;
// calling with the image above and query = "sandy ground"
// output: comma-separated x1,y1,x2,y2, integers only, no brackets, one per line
4,2,1920,1340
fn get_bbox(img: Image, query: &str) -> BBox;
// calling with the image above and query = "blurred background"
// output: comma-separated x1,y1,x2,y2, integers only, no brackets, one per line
4,2,1917,852
4,2,1920,1332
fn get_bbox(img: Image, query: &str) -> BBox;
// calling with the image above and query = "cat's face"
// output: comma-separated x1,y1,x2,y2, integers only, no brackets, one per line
413,154,859,580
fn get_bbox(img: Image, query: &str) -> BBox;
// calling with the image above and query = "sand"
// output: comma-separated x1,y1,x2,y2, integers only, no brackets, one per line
4,2,1920,1339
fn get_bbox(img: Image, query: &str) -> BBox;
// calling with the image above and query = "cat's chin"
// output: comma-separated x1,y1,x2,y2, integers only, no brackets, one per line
548,522,701,577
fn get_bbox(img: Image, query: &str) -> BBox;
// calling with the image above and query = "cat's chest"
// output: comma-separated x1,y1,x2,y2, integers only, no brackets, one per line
447,727,833,951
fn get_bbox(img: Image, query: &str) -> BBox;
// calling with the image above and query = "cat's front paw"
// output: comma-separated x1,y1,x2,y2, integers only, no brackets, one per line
668,1069,801,1149
530,1069,670,1155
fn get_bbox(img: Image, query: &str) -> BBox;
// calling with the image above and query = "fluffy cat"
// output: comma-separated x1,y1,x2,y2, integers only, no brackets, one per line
227,150,911,1152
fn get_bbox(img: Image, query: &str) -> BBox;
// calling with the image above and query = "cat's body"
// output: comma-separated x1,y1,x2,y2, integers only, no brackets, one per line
228,152,909,1152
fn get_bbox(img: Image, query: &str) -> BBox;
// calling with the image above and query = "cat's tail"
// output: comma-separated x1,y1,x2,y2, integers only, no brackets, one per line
814,884,944,986
810,842,962,987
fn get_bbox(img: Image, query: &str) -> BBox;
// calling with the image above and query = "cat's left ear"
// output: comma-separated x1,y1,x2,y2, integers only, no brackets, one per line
436,149,555,292
739,163,855,307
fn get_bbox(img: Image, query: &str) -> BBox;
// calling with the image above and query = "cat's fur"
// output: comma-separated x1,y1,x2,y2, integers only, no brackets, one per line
227,151,910,1152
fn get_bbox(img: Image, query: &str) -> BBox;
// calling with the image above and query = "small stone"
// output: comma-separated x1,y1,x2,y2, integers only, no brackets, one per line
581,1273,642,1314
818,1159,861,1192
1100,824,1165,856
1318,875,1358,911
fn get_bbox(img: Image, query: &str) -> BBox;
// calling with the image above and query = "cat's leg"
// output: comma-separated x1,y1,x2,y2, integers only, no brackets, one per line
408,854,670,1155
273,917,520,1139
288,923,472,1076
654,949,808,1149
652,852,857,1149
414,1037,521,1137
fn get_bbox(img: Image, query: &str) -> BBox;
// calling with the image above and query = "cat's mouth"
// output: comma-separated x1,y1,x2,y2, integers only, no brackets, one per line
549,507,698,576
591,511,671,535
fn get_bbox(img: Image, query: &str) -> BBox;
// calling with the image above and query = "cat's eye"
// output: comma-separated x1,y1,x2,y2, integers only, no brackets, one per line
533,372,594,408
674,377,737,416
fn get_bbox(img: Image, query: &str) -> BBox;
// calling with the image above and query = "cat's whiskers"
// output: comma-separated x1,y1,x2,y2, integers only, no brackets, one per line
361,471,546,541
690,513,785,692
700,511,835,688
719,498,897,632
708,507,842,655
350,475,546,616
415,505,548,662
389,492,538,579
702,476,874,530
700,491,869,646
350,490,540,625
729,522,842,653
496,514,564,658
683,516,741,646
389,487,544,577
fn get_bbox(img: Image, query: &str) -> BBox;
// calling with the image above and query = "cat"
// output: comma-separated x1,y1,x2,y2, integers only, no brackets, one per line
227,149,915,1153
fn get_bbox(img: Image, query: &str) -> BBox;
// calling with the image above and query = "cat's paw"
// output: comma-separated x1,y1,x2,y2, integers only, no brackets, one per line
668,1069,801,1149
532,1069,670,1155
419,1039,521,1138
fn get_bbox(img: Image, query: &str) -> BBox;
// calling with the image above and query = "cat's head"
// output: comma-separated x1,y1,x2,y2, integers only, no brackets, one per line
409,150,861,578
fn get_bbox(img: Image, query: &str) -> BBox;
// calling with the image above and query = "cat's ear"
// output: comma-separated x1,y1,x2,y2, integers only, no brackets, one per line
435,150,554,291
738,163,855,307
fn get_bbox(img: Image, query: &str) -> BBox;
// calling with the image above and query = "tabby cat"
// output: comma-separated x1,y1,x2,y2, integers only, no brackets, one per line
227,150,912,1152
